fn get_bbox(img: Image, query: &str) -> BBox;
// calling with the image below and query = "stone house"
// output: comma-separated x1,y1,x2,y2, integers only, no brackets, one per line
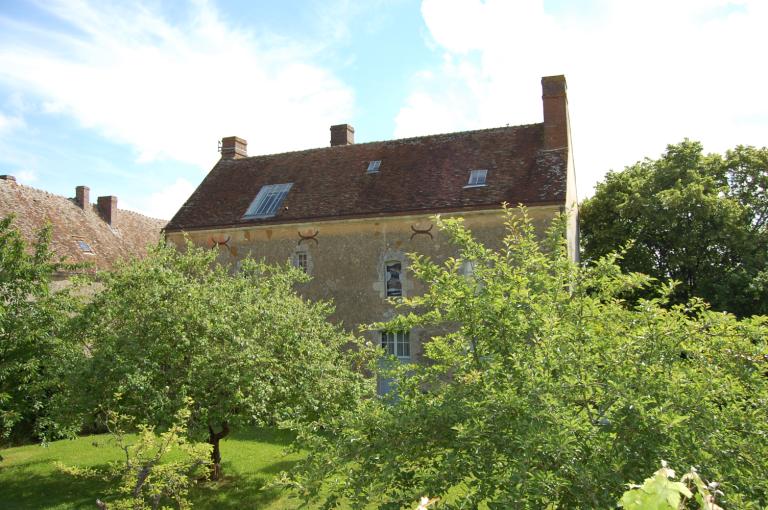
0,178,166,284
164,75,577,384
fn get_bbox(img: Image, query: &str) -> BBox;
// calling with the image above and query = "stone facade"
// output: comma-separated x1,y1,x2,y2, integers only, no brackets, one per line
165,205,560,359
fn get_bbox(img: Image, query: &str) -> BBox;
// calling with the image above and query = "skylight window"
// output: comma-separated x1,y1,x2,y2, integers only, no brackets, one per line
466,169,488,187
243,183,293,219
76,240,94,253
367,160,382,173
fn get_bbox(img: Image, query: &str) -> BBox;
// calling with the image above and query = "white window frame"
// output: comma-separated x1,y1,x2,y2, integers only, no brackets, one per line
291,244,313,275
243,183,293,219
465,169,488,188
381,331,411,361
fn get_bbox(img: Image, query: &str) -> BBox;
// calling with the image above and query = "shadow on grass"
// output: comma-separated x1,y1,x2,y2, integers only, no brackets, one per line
0,465,113,510
191,459,304,509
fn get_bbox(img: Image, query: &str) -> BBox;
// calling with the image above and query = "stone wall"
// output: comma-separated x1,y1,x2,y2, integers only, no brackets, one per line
166,205,561,362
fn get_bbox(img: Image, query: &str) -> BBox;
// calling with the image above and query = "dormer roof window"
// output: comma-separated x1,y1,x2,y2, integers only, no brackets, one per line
465,169,488,187
243,183,293,219
367,160,382,173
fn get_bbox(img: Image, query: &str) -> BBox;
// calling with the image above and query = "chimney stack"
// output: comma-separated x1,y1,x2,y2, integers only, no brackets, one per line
220,136,248,159
97,195,118,226
541,75,569,151
75,185,90,209
330,124,355,146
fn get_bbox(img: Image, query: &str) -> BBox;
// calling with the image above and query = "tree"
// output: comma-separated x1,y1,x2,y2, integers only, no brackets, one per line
580,140,768,316
284,209,768,508
63,241,375,479
0,215,79,443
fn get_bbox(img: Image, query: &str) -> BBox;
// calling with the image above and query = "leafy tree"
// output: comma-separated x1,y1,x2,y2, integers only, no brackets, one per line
580,140,768,316
285,209,768,509
64,241,375,478
0,215,79,443
721,145,768,232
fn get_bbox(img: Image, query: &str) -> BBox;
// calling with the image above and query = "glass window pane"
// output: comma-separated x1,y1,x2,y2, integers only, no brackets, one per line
468,169,487,186
244,183,293,218
386,261,402,297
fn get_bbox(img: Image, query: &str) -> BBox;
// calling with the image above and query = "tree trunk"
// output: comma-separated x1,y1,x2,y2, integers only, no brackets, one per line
207,421,229,481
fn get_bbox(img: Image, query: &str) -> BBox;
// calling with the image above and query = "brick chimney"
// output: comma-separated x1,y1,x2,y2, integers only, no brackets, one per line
220,136,247,159
330,124,354,146
75,185,89,209
97,195,118,226
541,75,569,151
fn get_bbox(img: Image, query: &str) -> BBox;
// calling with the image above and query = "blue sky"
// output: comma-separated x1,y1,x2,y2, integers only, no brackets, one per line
0,0,766,219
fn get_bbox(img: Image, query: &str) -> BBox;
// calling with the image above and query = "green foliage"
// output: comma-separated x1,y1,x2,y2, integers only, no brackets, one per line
0,215,80,443
580,140,768,316
63,240,375,471
59,402,211,510
619,462,723,510
286,208,768,509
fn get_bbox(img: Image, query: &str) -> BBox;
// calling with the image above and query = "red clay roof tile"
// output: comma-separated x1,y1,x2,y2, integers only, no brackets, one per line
166,123,567,232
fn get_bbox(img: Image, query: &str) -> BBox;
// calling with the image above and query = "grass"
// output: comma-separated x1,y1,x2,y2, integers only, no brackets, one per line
0,427,312,509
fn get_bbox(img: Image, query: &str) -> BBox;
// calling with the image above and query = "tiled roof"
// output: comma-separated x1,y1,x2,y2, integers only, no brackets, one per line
0,179,166,273
166,123,567,232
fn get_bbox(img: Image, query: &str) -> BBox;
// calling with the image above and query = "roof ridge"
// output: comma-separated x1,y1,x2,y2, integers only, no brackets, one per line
228,122,544,161
1,180,165,222
118,208,167,223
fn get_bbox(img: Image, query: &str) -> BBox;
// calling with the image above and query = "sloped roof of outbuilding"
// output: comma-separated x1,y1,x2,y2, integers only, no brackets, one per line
0,179,166,272
165,123,567,232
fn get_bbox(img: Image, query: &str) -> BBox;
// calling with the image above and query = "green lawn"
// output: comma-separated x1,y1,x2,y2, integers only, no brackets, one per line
0,428,311,509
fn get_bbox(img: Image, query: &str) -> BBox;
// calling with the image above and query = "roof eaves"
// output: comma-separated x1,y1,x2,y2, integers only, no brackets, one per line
163,199,564,233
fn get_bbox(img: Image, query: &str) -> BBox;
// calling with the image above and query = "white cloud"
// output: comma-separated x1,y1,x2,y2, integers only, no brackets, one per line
16,169,38,183
0,0,354,170
0,110,24,135
122,177,196,220
399,0,768,198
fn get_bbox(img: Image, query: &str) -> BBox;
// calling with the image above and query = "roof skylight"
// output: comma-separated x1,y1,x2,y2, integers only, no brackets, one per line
76,240,94,253
243,183,293,219
466,169,488,187
367,160,382,173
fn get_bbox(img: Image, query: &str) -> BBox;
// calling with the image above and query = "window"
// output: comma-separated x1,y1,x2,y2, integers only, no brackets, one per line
385,261,402,297
243,183,293,219
292,246,313,275
465,169,488,187
367,160,382,173
295,252,308,273
381,331,410,360
75,239,94,253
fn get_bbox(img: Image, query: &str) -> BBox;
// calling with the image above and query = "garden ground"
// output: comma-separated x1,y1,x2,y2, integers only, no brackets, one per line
0,428,311,509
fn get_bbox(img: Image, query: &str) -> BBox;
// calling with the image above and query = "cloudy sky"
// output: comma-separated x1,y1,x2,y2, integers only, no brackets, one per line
0,0,766,219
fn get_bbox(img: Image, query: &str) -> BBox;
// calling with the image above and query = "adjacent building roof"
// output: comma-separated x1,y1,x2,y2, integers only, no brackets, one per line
0,178,166,273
